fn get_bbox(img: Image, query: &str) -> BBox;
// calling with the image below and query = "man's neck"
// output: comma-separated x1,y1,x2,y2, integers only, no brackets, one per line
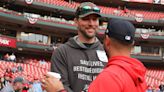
109,48,131,58
78,35,96,44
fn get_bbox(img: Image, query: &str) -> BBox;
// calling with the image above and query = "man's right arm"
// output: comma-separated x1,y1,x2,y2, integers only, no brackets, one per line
50,47,73,92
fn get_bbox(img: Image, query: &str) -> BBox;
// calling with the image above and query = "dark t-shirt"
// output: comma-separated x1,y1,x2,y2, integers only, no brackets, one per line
83,43,94,48
159,84,164,91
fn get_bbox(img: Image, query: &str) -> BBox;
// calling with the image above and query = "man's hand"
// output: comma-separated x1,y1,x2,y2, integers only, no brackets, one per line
41,73,65,92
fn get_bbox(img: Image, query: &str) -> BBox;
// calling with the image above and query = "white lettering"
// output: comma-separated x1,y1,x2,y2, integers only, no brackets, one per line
0,39,10,45
92,76,97,80
80,60,104,67
78,73,92,81
73,66,103,73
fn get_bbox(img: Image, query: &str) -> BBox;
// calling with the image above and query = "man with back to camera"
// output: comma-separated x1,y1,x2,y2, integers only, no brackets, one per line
42,19,147,92
49,2,107,92
88,19,147,92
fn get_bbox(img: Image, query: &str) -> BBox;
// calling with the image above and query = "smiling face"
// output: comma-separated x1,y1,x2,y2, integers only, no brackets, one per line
75,14,99,39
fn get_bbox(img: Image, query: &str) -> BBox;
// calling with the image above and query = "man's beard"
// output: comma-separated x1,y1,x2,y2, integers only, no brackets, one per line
79,28,96,39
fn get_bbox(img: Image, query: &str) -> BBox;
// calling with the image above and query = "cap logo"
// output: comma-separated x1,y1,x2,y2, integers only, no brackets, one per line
25,0,33,4
125,36,131,40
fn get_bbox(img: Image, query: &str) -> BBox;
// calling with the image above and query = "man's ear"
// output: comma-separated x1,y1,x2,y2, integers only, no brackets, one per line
105,35,110,46
74,18,78,26
103,35,110,50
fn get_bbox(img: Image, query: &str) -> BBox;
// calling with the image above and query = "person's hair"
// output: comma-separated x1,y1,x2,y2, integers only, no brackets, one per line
110,37,134,50
112,37,133,46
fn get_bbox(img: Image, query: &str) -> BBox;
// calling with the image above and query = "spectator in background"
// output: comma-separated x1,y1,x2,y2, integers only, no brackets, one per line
32,78,43,92
159,82,164,92
13,77,25,92
146,85,153,92
68,0,73,3
1,76,24,92
39,59,46,65
3,53,9,61
22,83,29,92
2,68,13,88
27,82,35,92
123,6,129,14
11,65,18,73
123,6,132,17
113,6,121,15
0,77,4,90
2,73,12,87
8,53,16,62
17,65,23,72
49,2,107,92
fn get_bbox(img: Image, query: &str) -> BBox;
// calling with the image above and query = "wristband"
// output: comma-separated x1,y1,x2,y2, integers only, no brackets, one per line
58,89,67,92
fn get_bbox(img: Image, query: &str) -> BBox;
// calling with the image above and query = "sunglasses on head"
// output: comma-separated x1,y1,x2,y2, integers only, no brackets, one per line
78,5,100,15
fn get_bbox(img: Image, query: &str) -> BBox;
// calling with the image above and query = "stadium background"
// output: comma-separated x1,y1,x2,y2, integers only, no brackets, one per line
0,0,164,91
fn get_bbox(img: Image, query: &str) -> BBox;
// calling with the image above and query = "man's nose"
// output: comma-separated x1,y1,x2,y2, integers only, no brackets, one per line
88,19,95,25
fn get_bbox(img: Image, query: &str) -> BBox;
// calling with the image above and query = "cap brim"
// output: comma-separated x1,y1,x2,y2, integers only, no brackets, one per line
78,12,101,18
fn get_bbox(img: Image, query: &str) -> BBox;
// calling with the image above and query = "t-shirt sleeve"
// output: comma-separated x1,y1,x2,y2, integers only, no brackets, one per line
51,47,73,92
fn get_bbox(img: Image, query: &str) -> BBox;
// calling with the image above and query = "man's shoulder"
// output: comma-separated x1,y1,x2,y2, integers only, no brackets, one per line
55,43,70,51
53,43,73,55
104,64,127,77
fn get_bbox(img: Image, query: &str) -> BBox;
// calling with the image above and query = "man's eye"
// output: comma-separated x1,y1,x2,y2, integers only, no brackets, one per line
82,17,89,20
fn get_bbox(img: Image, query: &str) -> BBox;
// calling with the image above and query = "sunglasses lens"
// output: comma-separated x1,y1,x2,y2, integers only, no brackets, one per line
93,7,100,12
80,6,100,14
83,6,92,9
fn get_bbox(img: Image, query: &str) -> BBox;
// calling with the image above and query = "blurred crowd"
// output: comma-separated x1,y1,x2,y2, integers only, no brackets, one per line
0,53,50,92
0,68,46,92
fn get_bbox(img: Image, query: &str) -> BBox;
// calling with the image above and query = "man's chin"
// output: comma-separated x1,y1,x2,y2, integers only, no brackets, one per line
85,34,95,39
